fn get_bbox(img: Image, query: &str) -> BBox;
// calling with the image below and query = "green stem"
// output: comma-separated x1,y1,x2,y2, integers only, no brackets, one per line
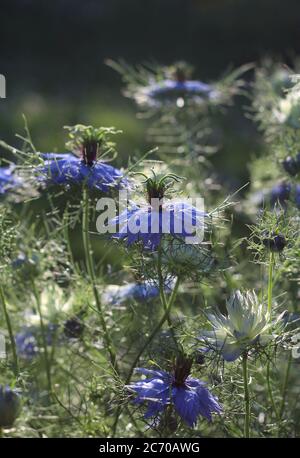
266,360,279,420
275,351,293,436
63,205,79,275
128,277,179,384
82,187,118,372
0,285,19,377
0,427,3,438
31,280,52,394
242,352,250,438
267,251,275,313
279,351,292,420
157,245,176,334
112,276,180,437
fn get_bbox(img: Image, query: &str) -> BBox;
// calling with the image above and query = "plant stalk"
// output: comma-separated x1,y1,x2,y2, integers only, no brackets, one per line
242,352,250,438
0,285,19,377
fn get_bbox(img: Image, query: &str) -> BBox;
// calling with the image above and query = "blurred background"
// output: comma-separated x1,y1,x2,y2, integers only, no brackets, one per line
1,0,300,183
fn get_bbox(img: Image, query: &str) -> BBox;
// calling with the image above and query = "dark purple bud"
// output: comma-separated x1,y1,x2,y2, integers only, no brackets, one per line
262,232,286,252
270,183,291,207
64,317,84,339
282,156,299,177
0,386,21,428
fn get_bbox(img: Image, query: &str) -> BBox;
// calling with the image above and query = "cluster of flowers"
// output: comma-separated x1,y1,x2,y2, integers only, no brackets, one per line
0,60,298,436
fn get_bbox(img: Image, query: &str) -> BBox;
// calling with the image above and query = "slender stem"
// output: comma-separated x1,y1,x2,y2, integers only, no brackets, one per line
157,245,175,333
127,277,180,384
266,360,279,420
0,285,19,377
267,251,275,313
31,280,52,393
63,205,79,275
279,351,292,420
112,277,180,437
82,187,118,372
242,352,250,438
0,427,3,438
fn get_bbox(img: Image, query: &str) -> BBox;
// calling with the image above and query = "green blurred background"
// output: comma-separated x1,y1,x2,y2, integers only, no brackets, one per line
1,0,300,184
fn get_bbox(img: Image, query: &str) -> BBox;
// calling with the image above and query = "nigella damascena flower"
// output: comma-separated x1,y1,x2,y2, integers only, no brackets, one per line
110,200,206,251
15,324,58,359
134,61,217,108
0,386,21,428
201,290,285,362
270,182,291,207
37,152,126,192
36,125,128,192
139,79,214,107
0,166,21,195
127,356,222,427
15,329,38,360
273,90,300,129
102,278,174,306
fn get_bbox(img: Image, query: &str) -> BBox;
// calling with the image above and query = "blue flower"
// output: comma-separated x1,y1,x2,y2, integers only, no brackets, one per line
110,200,206,251
128,364,221,427
102,278,174,306
148,79,212,98
137,79,215,108
295,184,300,209
270,182,291,207
37,152,127,192
0,166,21,195
15,329,38,360
15,324,58,359
0,385,21,428
262,232,286,252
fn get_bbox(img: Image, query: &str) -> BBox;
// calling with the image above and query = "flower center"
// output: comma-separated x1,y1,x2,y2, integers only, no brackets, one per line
146,182,165,208
174,68,186,83
172,355,193,387
81,140,99,166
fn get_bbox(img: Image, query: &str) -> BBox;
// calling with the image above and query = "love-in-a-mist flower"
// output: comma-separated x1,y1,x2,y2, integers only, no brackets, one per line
102,278,174,306
270,182,291,207
15,328,38,360
0,166,21,195
136,63,215,108
273,89,300,129
15,324,58,359
36,125,127,192
0,386,21,428
109,171,206,251
127,355,221,427
201,290,285,362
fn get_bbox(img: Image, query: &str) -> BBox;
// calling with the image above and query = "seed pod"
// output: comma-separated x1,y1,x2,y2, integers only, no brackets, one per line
262,232,286,252
282,156,299,177
0,386,21,428
64,316,84,339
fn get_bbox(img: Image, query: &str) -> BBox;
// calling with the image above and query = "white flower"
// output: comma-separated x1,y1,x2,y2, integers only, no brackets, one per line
201,290,285,361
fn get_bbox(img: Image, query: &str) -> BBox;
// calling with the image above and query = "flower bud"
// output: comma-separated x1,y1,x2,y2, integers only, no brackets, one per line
282,156,299,177
262,232,286,252
0,386,21,428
